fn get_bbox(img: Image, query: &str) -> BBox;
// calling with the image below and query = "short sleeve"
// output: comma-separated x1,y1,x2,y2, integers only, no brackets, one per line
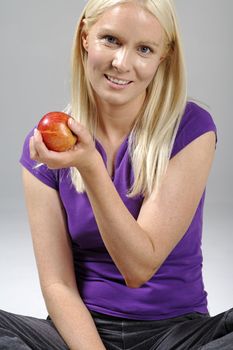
170,101,218,159
19,128,59,190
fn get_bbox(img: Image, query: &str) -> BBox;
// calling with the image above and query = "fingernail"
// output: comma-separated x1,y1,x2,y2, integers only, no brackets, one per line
34,128,38,136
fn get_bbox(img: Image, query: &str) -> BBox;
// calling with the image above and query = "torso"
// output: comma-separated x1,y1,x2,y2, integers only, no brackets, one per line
96,134,127,179
102,145,117,178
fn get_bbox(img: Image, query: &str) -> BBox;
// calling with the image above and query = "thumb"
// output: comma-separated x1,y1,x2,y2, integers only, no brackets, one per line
68,118,91,144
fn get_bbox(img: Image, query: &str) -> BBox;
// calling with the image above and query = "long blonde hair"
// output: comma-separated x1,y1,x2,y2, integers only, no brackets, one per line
68,0,187,198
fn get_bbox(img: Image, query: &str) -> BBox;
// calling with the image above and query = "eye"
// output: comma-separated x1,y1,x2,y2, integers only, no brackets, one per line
102,35,119,45
138,46,153,55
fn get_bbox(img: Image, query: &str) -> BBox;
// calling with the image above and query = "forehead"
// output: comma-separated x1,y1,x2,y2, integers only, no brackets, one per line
91,3,163,43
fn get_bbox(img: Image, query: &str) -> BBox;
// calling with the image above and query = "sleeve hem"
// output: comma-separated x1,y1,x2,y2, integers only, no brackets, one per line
170,128,217,159
20,158,58,190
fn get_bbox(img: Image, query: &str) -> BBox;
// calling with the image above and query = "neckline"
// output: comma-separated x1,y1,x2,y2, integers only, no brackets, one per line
95,135,129,180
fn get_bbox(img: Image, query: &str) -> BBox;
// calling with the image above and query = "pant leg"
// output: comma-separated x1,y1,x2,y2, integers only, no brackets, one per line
198,332,233,350
155,309,233,350
0,309,69,350
198,308,233,350
0,328,32,349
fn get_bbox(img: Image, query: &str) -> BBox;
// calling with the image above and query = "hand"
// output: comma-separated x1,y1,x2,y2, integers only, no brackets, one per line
30,118,99,171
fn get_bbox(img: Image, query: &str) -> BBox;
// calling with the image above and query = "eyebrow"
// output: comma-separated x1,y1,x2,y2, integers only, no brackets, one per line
138,40,159,47
98,28,160,47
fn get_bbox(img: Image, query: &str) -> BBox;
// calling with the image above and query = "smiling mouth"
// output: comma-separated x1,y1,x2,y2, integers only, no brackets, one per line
104,74,132,86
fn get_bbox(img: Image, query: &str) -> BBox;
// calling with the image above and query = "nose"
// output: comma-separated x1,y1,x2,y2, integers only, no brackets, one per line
112,47,131,73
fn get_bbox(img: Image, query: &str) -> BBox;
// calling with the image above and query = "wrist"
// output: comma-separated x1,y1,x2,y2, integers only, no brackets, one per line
77,149,103,178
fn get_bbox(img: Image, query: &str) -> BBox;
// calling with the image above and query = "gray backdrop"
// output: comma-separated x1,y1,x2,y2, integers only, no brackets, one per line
0,1,232,318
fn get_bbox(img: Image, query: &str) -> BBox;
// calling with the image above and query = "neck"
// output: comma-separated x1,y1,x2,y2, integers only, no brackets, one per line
95,94,145,142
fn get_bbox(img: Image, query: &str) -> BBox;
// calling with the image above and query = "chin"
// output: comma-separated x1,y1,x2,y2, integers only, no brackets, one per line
102,96,130,106
97,89,131,103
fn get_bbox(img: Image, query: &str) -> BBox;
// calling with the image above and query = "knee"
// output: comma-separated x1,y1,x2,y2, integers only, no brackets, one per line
225,308,233,332
0,328,31,349
0,309,13,328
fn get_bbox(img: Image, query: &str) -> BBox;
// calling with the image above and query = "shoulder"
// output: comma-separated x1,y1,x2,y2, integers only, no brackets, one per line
20,127,60,190
170,101,217,159
179,101,217,132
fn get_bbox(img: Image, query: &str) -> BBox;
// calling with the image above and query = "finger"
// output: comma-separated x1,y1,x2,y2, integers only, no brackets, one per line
33,128,50,156
33,128,70,168
29,135,39,161
68,118,92,144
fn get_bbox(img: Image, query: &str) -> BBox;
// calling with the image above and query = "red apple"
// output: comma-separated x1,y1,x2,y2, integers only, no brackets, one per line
37,112,77,152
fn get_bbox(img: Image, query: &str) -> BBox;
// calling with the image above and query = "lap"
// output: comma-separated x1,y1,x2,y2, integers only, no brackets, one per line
1,307,232,350
155,309,233,350
0,309,68,350
91,308,233,350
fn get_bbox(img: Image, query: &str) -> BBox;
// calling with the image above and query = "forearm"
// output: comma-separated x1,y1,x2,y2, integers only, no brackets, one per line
43,283,106,350
30,122,155,287
80,154,155,288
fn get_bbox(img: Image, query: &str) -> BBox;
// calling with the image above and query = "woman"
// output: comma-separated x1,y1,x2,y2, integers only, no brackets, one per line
0,0,232,349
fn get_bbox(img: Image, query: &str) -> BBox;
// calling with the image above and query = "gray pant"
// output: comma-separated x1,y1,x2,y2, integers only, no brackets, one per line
0,310,68,349
0,308,233,349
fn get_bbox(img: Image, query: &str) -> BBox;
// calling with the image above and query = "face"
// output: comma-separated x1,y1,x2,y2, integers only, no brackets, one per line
82,2,165,109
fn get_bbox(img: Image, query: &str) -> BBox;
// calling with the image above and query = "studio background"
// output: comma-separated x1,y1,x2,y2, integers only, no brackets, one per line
0,0,232,318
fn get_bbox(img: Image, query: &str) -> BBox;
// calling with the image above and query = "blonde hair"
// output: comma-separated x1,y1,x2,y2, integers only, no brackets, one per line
69,0,187,198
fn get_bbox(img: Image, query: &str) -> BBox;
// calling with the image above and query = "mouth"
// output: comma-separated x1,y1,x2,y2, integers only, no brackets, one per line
104,74,132,86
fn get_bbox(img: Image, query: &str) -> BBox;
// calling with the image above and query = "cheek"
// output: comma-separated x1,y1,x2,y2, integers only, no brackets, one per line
136,59,161,82
86,47,107,72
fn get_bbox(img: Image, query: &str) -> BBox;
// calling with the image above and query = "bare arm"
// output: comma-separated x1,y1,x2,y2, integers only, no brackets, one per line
79,131,216,287
22,168,106,350
31,122,216,288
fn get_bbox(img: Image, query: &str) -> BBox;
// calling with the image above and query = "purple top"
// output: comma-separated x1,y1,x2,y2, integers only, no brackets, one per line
20,101,217,320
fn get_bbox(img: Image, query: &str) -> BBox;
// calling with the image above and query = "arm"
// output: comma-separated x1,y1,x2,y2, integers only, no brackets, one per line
22,168,106,350
31,122,216,288
80,131,216,287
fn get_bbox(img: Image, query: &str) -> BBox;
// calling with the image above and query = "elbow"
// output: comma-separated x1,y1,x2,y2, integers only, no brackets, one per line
124,273,142,288
124,268,158,289
125,279,143,289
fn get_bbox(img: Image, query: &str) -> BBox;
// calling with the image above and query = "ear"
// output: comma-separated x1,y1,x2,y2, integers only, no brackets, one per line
82,32,89,51
81,20,89,52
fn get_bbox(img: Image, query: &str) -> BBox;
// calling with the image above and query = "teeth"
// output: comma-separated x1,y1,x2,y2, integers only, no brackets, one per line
107,75,130,85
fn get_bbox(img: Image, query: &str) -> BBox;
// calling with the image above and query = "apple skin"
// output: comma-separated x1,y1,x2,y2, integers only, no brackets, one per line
37,112,77,152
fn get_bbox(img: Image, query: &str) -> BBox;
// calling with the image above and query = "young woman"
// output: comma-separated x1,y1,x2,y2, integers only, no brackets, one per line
0,0,232,349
